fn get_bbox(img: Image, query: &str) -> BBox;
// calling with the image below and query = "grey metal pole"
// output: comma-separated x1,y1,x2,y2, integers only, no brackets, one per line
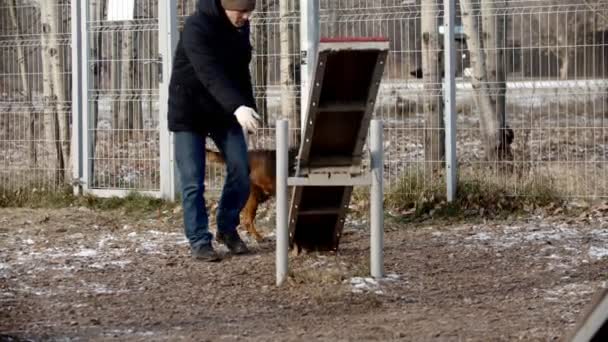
443,0,457,202
159,0,178,201
71,0,83,195
276,119,289,286
370,119,384,279
80,0,91,193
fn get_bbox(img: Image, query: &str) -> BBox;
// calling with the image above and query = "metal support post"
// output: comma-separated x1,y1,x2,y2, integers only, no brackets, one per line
276,119,289,286
158,0,178,200
443,0,457,202
71,0,83,195
370,119,384,279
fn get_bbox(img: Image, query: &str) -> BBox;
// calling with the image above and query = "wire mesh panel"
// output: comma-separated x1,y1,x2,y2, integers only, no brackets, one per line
318,0,440,195
0,0,72,193
319,0,608,199
455,0,608,198
84,0,161,193
2,0,607,200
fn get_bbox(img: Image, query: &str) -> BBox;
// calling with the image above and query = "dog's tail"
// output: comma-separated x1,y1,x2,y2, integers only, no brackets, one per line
205,149,225,164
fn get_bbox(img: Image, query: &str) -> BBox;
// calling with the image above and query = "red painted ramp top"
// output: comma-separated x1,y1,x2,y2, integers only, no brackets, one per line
320,37,390,43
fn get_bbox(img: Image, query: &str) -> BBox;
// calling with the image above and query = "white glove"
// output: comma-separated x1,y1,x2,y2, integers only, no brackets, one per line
234,106,261,134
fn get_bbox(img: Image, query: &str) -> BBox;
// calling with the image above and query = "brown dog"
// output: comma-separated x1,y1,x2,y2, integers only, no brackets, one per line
206,148,297,241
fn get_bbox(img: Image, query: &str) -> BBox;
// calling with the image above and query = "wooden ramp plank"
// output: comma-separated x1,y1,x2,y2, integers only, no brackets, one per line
288,38,389,252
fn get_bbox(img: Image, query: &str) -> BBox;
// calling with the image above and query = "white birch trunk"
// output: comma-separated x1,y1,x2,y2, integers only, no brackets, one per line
460,0,501,161
482,0,511,159
119,27,135,132
252,1,270,126
420,0,444,167
279,0,296,125
40,0,64,183
8,0,36,167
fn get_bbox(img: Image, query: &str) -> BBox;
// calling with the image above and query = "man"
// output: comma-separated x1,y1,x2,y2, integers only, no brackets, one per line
168,0,260,261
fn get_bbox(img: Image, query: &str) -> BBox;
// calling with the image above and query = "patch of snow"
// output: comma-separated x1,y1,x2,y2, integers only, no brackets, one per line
73,249,98,257
137,242,163,255
544,282,596,302
0,263,9,278
89,260,131,269
148,230,180,237
81,282,129,295
591,229,608,239
348,276,399,295
589,246,608,260
465,232,493,241
524,227,580,242
98,236,116,249
0,291,15,298
103,329,156,337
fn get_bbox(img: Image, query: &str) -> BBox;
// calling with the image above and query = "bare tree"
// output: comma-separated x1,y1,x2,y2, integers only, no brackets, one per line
40,0,66,183
119,25,135,132
326,0,340,37
252,0,273,126
90,0,107,182
111,29,121,131
8,0,36,166
420,0,444,170
279,0,298,125
482,0,511,160
460,0,510,161
521,0,608,79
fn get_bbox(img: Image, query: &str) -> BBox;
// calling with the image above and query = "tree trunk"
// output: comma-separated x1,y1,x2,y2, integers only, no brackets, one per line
119,26,135,133
48,0,70,174
8,0,36,167
90,0,107,184
481,0,511,160
252,2,269,126
290,0,300,135
327,0,340,37
111,30,122,131
40,0,64,184
560,50,571,80
420,0,444,170
131,7,143,132
460,0,501,161
279,0,297,125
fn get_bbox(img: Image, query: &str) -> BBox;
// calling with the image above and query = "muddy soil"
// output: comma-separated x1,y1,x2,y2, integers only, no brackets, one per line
1,207,607,341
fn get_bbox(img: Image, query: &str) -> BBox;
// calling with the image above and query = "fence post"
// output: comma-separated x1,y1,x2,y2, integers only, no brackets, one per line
443,0,457,202
299,0,319,136
79,0,92,193
158,0,178,201
370,119,384,279
71,0,83,195
276,119,289,286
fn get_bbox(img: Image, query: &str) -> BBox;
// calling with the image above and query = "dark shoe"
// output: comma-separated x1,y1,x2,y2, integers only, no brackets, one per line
217,231,250,255
191,243,221,262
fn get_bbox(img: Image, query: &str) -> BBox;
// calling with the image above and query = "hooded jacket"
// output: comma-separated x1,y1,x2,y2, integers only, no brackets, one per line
168,0,256,133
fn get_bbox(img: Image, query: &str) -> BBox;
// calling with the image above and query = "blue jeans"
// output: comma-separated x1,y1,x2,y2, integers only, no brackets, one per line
174,125,250,249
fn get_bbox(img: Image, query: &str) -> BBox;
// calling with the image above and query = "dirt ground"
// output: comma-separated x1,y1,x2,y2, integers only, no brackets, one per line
1,205,607,341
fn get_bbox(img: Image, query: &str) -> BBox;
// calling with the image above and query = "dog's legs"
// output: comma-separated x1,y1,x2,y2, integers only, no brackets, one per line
242,190,264,242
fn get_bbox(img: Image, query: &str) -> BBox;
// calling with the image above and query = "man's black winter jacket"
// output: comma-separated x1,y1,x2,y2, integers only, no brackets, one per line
168,0,256,133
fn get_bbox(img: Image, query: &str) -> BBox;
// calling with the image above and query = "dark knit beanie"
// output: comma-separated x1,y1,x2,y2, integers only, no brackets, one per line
221,0,256,11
